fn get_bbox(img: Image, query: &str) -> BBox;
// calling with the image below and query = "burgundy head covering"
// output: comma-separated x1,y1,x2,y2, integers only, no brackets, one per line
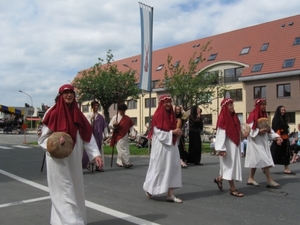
216,98,241,146
246,98,267,129
43,84,93,145
148,95,177,145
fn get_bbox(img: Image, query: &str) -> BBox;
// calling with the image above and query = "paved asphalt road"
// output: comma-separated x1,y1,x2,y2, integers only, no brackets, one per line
0,133,299,225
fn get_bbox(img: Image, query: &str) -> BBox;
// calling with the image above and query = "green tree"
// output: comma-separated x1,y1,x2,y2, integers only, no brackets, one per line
163,43,228,112
73,50,140,123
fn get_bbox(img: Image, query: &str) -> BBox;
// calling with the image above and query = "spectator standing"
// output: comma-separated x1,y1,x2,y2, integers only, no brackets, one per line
175,105,188,168
188,106,204,165
270,105,295,175
289,124,300,163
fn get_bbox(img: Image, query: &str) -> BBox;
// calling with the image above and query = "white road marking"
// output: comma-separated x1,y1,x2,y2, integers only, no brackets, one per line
0,146,13,149
0,169,160,225
12,145,31,148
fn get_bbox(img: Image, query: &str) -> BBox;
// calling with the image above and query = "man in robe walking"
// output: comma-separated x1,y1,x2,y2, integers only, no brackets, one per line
109,103,136,168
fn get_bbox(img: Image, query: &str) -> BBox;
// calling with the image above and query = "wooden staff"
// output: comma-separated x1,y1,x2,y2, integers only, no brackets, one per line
110,92,121,167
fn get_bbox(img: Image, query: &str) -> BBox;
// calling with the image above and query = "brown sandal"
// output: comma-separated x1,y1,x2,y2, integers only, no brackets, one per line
214,177,223,191
230,189,244,197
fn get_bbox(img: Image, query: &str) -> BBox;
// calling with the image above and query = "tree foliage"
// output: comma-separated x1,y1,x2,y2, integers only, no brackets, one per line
73,50,140,123
163,42,228,112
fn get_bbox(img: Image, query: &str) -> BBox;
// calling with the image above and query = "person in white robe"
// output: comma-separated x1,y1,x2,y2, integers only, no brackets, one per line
245,98,282,188
38,84,103,225
214,98,244,197
109,103,136,168
143,95,183,203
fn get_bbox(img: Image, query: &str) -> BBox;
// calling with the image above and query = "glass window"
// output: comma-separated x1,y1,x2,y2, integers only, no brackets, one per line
145,98,156,108
240,47,250,55
195,57,200,63
260,43,269,51
293,37,300,45
174,61,180,67
156,64,164,71
277,84,291,97
208,53,218,61
127,100,137,109
151,80,160,89
286,112,295,124
224,67,243,83
224,89,242,101
82,105,89,113
252,63,263,72
254,86,266,99
202,114,212,125
282,59,295,68
130,117,137,125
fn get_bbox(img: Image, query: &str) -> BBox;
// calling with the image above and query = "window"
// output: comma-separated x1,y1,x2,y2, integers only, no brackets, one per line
130,117,137,125
202,114,212,125
282,59,295,68
236,113,243,123
277,84,291,97
145,97,156,108
254,86,266,99
224,89,242,101
260,43,269,51
82,105,89,113
207,53,218,61
240,47,250,55
144,116,151,124
252,63,263,72
195,57,200,63
174,61,180,67
293,37,300,45
286,112,295,124
156,64,164,71
224,67,243,83
151,80,160,89
127,100,137,109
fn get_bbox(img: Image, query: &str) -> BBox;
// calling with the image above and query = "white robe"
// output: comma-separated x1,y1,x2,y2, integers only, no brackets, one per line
215,128,242,182
38,125,100,225
244,122,279,168
109,114,135,166
143,127,182,195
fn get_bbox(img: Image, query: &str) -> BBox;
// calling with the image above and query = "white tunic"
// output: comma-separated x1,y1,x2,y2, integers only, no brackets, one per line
244,122,279,168
215,128,242,182
38,125,100,225
143,127,182,195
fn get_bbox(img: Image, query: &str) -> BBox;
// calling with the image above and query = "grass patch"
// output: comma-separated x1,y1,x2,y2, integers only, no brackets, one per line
29,142,212,155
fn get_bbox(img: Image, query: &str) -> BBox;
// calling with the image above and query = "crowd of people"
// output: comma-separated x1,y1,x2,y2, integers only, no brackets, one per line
37,84,299,224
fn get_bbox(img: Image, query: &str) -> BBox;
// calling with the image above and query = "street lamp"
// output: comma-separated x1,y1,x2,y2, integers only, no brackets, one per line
19,90,33,129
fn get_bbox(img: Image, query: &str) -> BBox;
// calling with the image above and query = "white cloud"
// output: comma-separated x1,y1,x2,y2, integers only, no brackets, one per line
0,0,299,108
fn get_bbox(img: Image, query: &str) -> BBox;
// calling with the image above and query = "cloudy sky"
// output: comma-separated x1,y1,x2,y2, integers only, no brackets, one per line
1,0,299,108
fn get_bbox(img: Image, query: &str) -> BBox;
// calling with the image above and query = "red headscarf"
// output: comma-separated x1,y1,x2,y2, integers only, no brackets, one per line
148,95,177,145
43,84,93,145
216,98,241,146
246,98,267,129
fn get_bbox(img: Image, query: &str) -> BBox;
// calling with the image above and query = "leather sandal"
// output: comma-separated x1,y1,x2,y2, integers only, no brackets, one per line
266,181,280,188
230,189,244,197
214,177,223,191
166,195,183,203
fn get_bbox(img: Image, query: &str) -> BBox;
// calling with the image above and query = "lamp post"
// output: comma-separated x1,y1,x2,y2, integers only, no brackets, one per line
19,90,33,129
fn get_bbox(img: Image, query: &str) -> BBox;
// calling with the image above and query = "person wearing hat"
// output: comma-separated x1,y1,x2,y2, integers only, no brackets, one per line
245,98,282,188
143,95,183,203
109,103,136,168
213,98,244,197
38,84,103,225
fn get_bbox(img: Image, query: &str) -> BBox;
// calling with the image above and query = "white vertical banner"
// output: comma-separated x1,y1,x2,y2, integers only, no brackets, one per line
139,2,153,92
